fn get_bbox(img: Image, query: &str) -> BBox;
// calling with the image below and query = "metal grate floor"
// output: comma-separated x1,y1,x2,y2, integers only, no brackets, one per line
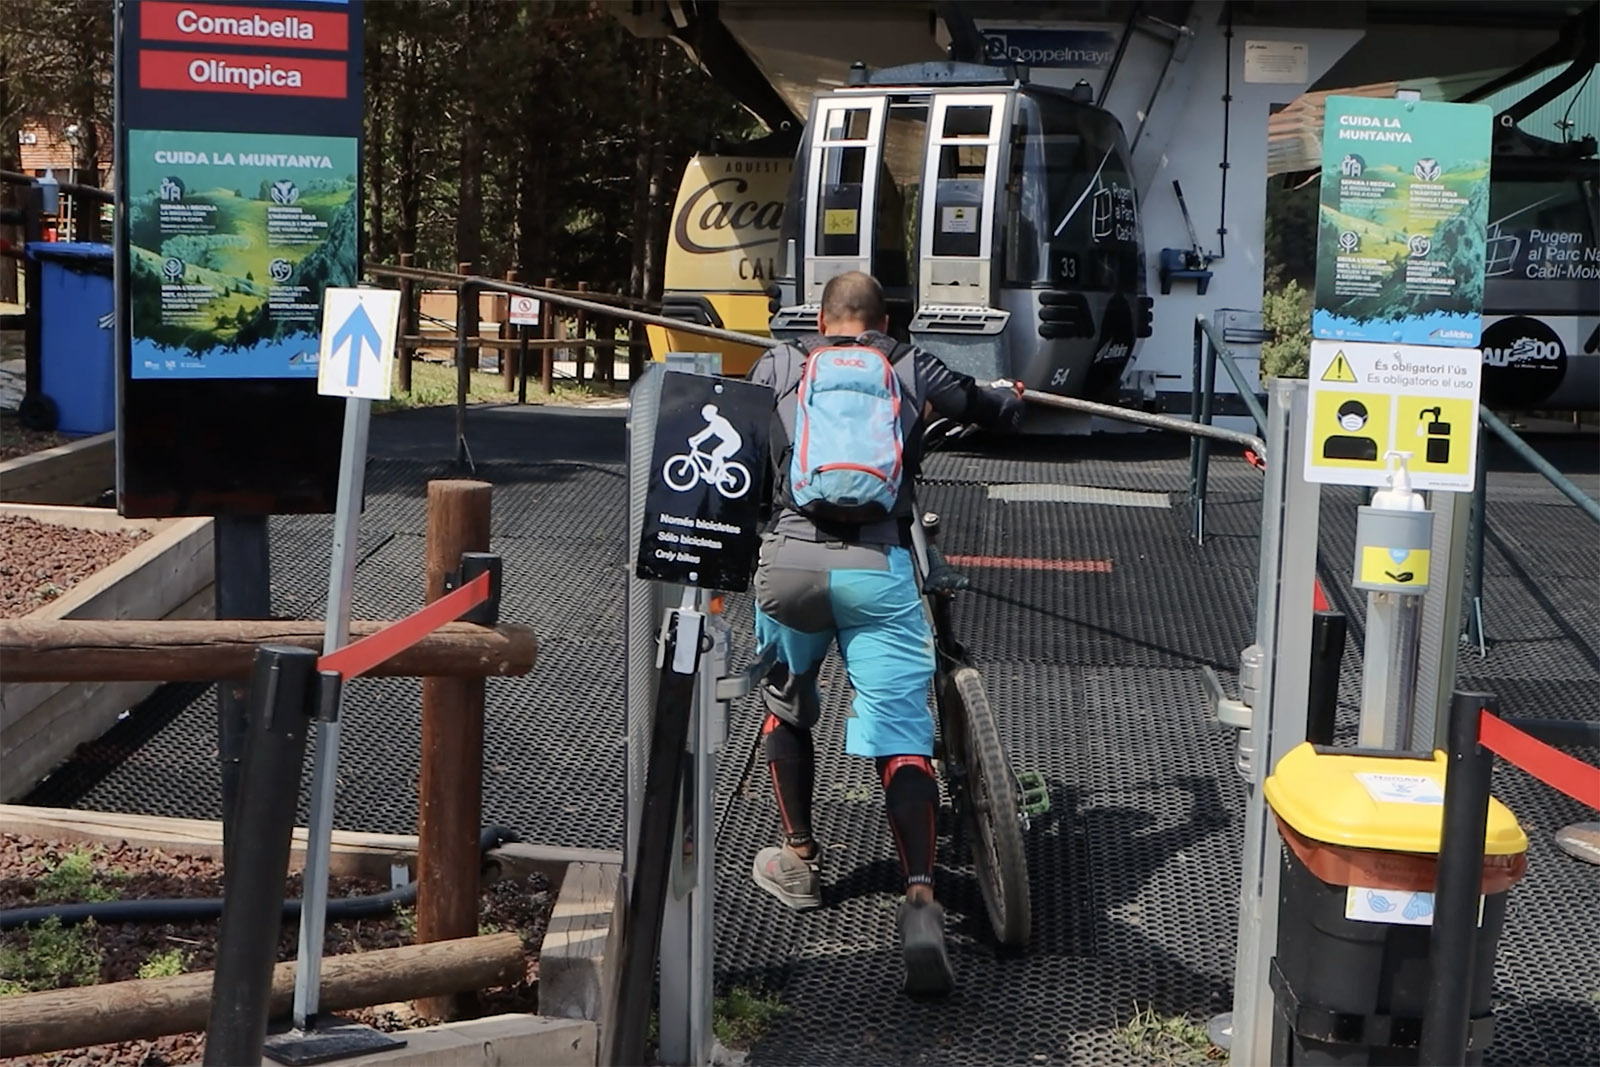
23,407,1600,1066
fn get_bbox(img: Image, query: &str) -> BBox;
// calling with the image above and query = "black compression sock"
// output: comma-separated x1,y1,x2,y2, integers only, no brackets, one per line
878,755,938,889
764,713,816,854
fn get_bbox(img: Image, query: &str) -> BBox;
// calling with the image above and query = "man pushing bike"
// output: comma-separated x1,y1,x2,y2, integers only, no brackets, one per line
744,270,1025,997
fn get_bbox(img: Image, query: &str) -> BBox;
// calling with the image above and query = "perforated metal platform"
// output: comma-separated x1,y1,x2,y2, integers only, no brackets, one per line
23,407,1599,1066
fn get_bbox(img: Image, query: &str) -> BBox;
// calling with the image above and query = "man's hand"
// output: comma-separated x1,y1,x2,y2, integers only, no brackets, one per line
991,379,1026,433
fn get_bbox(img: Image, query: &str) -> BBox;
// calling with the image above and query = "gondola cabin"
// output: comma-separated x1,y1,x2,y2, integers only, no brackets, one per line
768,61,1154,409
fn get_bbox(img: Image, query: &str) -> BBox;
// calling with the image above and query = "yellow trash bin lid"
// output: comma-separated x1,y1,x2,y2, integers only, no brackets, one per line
1264,742,1528,856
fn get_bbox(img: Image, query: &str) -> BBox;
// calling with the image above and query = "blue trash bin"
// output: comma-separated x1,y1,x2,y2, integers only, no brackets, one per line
25,241,115,435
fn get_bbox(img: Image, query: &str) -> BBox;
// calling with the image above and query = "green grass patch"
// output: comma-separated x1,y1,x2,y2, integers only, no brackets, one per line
374,360,625,414
1117,1003,1225,1065
137,946,188,980
0,917,104,994
713,985,787,1050
38,846,125,905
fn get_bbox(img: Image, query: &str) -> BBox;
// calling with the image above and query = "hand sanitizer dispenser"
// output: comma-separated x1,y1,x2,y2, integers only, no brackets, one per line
1353,452,1434,595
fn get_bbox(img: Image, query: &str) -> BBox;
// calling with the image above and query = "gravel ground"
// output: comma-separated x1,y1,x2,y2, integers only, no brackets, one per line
0,411,72,462
0,834,552,1066
0,516,147,618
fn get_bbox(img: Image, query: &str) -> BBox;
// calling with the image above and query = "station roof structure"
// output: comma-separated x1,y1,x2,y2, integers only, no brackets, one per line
614,0,1598,134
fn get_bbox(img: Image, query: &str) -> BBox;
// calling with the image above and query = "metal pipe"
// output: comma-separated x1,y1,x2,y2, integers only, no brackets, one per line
1419,690,1498,1067
1480,408,1600,523
1022,388,1267,459
1196,317,1269,433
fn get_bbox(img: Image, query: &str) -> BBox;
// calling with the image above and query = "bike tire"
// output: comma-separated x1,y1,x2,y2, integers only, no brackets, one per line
720,461,752,499
951,666,1031,950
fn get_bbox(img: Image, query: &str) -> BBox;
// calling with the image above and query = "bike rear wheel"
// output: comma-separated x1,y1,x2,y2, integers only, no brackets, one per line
949,666,1031,950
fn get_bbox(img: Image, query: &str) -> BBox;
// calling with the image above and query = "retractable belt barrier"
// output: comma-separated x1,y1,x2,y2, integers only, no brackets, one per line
1479,712,1600,810
317,569,493,681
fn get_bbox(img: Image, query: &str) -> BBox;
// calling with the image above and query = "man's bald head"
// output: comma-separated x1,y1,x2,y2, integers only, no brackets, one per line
820,271,887,336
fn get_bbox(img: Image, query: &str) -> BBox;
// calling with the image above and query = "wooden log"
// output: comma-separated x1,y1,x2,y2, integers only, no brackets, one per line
0,619,537,683
0,933,525,1059
417,480,492,1020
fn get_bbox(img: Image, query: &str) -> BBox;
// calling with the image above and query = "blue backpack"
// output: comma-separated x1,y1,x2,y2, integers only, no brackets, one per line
789,342,906,524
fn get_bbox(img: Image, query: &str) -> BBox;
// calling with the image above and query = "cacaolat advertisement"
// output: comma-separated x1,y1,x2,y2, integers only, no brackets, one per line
127,129,358,379
1313,96,1492,348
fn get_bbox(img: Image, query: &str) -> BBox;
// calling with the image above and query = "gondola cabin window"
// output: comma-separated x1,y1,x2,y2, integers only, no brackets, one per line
1006,94,1143,294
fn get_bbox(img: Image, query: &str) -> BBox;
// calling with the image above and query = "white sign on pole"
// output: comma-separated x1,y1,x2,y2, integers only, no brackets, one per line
509,293,541,326
318,287,401,400
1304,339,1483,493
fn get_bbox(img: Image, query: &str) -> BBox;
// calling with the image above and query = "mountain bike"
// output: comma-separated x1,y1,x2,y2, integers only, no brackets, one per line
910,420,1044,952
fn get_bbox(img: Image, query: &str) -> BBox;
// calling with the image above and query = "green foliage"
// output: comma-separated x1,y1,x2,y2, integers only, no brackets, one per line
392,904,418,938
137,947,188,980
0,917,104,993
1263,177,1319,291
713,985,787,1050
1261,279,1312,380
1117,1003,1225,1065
38,846,124,904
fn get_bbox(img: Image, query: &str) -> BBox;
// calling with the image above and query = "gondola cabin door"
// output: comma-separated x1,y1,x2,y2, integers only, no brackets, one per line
918,93,1007,309
802,96,887,303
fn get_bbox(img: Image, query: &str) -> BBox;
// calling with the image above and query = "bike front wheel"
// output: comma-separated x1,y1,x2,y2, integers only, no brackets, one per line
950,666,1031,950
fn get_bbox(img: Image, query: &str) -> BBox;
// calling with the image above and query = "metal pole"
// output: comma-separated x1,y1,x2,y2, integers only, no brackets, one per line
1419,690,1498,1067
1464,426,1488,655
214,514,272,863
1223,378,1320,1065
1189,320,1204,540
292,395,371,1029
1479,408,1600,522
203,645,319,1067
611,596,705,1067
1359,592,1424,751
397,252,415,394
1021,388,1267,459
1195,320,1217,544
517,325,530,405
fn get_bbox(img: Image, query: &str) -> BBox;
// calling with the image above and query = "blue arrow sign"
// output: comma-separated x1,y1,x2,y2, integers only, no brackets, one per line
332,302,382,388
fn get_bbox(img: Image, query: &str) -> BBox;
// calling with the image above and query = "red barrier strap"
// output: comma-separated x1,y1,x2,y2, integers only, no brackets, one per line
318,570,491,681
1480,711,1600,812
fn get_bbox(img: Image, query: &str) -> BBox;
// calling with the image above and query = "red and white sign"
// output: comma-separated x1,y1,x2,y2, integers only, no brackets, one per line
140,2,348,51
139,50,348,99
509,295,541,326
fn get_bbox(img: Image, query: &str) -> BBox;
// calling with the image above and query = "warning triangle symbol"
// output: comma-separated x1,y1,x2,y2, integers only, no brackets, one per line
1322,351,1358,383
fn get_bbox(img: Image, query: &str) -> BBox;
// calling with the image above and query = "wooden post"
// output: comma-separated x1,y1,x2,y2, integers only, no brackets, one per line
501,269,520,392
397,252,415,393
574,281,589,385
629,319,646,384
541,276,556,396
456,260,478,373
416,479,493,1021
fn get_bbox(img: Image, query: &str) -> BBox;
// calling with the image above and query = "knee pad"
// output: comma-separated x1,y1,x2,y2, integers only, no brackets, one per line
877,755,937,803
763,713,811,762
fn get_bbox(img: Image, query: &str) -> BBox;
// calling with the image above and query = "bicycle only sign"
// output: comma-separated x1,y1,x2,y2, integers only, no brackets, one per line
636,370,772,591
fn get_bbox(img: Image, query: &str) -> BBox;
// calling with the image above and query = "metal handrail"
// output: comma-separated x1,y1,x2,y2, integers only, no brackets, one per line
1190,315,1270,543
1462,408,1600,655
1022,389,1267,457
1196,317,1269,432
1479,409,1600,523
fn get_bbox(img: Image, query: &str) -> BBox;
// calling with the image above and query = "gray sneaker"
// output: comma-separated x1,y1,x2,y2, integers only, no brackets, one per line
752,846,821,910
898,898,955,998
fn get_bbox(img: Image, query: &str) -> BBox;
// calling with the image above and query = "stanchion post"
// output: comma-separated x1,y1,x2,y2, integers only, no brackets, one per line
203,645,319,1067
1420,689,1498,1067
415,479,493,1021
1306,610,1348,746
517,319,531,405
609,597,704,1067
397,252,415,394
214,514,272,867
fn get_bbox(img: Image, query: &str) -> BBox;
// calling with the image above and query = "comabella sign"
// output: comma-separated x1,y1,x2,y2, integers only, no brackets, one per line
141,1,349,52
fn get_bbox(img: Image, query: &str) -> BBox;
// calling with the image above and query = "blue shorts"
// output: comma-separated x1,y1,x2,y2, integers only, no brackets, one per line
752,535,936,758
